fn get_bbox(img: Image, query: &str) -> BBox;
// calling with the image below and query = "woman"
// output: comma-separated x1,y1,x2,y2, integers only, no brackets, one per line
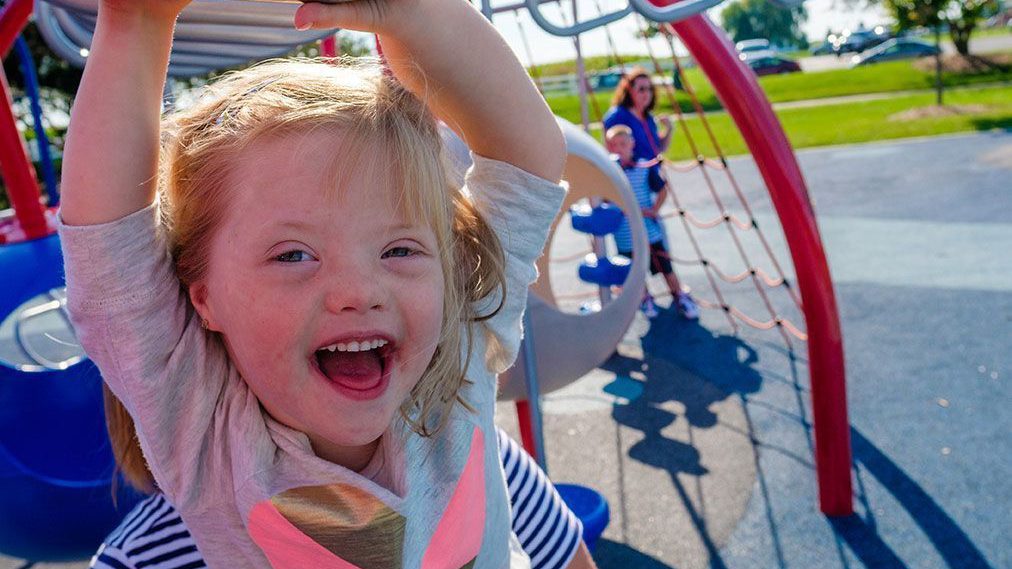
602,68,699,320
602,67,673,162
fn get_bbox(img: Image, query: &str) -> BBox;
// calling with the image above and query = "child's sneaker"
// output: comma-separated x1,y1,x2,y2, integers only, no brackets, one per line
640,296,659,319
675,291,699,320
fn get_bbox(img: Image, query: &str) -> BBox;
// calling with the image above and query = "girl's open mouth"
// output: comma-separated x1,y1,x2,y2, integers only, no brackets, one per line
311,339,394,401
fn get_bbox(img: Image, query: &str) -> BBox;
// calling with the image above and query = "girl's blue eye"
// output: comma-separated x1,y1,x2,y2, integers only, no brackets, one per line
275,250,315,263
382,246,418,259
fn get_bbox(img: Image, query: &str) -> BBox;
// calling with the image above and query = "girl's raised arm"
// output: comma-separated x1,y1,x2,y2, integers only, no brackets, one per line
294,0,567,183
60,1,191,226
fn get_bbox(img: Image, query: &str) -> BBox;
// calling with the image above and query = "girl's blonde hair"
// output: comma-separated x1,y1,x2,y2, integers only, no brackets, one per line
105,58,506,492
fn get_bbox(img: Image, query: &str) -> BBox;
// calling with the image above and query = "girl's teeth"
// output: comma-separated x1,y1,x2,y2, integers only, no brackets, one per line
320,339,390,353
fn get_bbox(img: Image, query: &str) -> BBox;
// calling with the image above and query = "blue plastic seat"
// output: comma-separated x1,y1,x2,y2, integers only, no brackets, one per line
570,202,624,236
578,254,631,287
556,483,610,552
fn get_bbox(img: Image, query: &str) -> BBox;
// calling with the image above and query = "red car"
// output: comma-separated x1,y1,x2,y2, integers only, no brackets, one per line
747,55,802,76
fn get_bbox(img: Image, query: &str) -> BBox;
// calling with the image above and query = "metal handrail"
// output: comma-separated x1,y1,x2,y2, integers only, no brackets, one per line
525,0,631,37
627,0,726,23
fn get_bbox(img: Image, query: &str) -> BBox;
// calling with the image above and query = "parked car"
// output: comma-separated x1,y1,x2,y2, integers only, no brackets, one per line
748,56,802,76
831,27,892,56
811,40,836,55
736,38,771,60
850,38,940,66
592,71,623,91
740,48,777,62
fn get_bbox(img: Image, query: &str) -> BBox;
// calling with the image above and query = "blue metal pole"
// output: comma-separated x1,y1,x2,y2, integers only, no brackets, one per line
13,35,59,207
520,311,548,474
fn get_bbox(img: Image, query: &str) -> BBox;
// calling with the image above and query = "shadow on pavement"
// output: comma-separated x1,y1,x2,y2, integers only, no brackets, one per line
600,311,762,569
593,539,676,569
838,429,995,569
597,304,995,568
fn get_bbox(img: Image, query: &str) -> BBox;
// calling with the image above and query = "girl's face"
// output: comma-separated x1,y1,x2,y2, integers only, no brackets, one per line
629,76,654,112
192,128,445,470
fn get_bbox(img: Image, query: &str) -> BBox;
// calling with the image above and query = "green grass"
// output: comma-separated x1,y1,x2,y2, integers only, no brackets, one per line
545,57,1012,124
941,26,1012,42
529,54,648,78
583,86,1012,161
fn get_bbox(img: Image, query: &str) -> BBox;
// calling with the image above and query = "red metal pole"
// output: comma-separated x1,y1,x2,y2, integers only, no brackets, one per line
0,61,48,241
514,400,539,462
0,0,33,57
662,11,852,515
320,35,338,58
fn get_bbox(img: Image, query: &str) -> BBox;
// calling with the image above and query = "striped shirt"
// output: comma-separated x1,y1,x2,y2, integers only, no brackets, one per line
91,428,583,569
612,158,667,252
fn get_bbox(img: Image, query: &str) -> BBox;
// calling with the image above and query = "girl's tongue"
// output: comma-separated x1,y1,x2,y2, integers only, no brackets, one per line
318,349,383,389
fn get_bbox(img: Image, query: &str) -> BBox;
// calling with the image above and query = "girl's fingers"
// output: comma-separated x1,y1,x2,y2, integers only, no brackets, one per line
295,1,380,33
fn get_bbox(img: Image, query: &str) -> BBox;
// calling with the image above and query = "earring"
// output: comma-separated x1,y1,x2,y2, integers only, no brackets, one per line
200,318,210,330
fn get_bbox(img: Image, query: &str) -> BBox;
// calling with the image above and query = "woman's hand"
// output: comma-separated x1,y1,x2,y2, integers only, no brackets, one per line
658,115,673,133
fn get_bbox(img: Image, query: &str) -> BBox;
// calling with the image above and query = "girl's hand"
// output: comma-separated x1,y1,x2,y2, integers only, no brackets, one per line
642,207,658,220
293,0,564,181
293,0,426,36
100,0,193,21
658,115,673,132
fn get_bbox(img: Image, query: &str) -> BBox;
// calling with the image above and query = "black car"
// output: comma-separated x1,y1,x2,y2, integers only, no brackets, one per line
851,39,941,66
831,28,893,56
748,56,802,76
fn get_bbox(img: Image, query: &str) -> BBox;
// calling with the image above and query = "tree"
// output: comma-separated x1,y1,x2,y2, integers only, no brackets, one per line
719,0,809,49
884,0,947,103
882,0,1000,56
946,0,1001,56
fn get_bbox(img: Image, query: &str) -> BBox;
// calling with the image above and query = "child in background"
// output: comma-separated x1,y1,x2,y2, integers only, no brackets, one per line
605,125,698,320
60,0,569,567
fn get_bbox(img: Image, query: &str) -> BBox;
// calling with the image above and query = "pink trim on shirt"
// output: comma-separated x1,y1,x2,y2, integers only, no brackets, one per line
422,427,486,569
248,500,364,569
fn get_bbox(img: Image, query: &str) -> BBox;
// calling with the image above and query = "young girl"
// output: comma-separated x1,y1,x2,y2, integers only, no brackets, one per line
60,0,568,567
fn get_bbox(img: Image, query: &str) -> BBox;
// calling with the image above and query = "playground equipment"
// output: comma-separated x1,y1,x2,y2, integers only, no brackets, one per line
442,118,650,403
0,0,851,559
0,231,144,560
555,483,610,552
507,0,850,516
35,0,336,76
569,202,624,236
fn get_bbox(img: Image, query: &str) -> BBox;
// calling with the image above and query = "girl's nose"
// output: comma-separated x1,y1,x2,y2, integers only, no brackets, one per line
323,266,387,314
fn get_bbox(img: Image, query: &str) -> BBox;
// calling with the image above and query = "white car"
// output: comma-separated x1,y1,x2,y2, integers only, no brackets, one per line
736,39,772,61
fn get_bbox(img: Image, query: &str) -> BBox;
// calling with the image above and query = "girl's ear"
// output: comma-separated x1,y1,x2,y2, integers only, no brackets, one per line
189,281,219,332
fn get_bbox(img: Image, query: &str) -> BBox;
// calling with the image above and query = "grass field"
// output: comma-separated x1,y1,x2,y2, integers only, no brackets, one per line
632,86,1012,161
545,57,1012,124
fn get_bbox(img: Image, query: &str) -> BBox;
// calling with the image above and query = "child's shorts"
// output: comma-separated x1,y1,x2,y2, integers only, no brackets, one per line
618,241,673,276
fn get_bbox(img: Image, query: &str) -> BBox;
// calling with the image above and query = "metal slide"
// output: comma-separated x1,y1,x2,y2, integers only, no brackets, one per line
36,0,337,76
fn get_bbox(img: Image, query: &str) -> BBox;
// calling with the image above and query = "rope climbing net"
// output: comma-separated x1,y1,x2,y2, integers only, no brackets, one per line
535,13,807,350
